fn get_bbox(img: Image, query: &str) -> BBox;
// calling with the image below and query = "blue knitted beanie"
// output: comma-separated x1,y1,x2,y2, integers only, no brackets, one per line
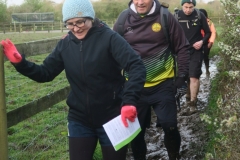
62,0,95,22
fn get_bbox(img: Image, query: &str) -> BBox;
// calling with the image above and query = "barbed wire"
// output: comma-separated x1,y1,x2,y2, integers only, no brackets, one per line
5,67,68,111
8,106,68,159
3,50,70,159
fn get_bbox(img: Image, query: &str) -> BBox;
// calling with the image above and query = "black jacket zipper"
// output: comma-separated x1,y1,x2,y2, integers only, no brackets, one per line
80,41,92,125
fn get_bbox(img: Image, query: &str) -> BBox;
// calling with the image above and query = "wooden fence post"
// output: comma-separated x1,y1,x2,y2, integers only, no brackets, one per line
0,46,8,160
3,23,5,34
14,22,16,32
19,23,21,33
60,21,63,33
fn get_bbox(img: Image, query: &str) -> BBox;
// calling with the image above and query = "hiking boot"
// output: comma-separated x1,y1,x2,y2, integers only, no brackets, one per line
168,152,181,160
206,70,210,77
176,153,181,160
188,99,198,114
186,96,190,102
205,65,210,77
179,99,198,116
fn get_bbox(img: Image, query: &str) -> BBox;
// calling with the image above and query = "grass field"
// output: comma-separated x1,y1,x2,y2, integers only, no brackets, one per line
2,35,71,159
209,25,222,58
0,32,67,44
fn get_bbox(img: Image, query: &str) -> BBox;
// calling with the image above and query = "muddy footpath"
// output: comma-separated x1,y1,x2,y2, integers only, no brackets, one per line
126,55,220,160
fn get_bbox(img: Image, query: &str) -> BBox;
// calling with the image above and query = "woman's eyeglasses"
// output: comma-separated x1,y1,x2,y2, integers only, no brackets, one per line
65,19,87,29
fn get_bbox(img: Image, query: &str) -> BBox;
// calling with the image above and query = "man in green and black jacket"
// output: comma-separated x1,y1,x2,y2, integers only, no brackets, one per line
114,0,190,159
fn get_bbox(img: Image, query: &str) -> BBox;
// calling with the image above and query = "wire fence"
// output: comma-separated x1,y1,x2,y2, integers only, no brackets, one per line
0,17,223,34
0,20,116,34
6,66,70,159
0,39,71,159
8,109,69,160
12,13,54,23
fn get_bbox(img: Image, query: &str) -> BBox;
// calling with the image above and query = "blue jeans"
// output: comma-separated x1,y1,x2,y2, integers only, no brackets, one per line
67,120,112,146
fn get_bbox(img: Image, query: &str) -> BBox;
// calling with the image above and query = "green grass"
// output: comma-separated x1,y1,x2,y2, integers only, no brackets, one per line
4,51,70,159
201,76,222,159
8,102,70,160
202,68,240,159
4,53,68,112
202,24,240,159
200,26,222,159
0,32,67,44
209,25,222,58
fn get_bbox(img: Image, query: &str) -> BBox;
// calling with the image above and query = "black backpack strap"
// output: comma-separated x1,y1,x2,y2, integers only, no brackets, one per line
160,5,180,110
160,5,170,44
194,8,201,20
173,10,180,21
160,5,177,80
115,9,129,36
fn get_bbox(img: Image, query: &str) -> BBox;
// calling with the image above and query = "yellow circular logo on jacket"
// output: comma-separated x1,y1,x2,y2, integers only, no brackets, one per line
152,23,161,32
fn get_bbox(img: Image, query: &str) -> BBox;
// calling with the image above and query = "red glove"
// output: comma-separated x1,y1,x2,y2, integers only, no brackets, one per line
0,39,22,63
121,105,137,127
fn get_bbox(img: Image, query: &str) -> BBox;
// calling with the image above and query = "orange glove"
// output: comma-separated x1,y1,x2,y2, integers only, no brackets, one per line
0,39,22,63
121,105,137,127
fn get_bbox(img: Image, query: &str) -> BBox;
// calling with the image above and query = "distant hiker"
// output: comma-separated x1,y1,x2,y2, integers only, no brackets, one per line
199,8,217,77
175,0,211,114
174,7,179,14
114,0,190,159
0,0,146,159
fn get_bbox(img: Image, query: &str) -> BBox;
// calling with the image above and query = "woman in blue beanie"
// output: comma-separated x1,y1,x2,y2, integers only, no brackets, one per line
0,0,146,159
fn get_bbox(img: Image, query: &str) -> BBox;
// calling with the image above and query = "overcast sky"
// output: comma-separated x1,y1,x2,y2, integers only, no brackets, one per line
201,0,214,3
7,0,64,7
7,0,212,7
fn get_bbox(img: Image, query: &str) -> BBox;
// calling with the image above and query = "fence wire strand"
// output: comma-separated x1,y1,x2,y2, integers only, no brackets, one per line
5,51,70,159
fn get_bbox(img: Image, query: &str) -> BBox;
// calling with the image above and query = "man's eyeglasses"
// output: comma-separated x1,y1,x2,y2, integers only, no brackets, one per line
65,19,87,29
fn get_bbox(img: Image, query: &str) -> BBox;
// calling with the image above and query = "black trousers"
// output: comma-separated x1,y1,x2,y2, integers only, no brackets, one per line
203,43,211,67
131,79,181,160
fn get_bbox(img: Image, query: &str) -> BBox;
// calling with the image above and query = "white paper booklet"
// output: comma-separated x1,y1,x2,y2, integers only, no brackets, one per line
103,115,141,151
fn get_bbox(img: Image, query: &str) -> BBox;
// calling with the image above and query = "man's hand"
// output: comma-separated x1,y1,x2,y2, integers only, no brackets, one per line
193,40,203,50
174,77,187,99
208,42,213,48
0,39,22,63
121,105,137,127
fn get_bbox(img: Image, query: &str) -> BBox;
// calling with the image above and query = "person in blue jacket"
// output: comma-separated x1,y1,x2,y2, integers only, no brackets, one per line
0,0,146,159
